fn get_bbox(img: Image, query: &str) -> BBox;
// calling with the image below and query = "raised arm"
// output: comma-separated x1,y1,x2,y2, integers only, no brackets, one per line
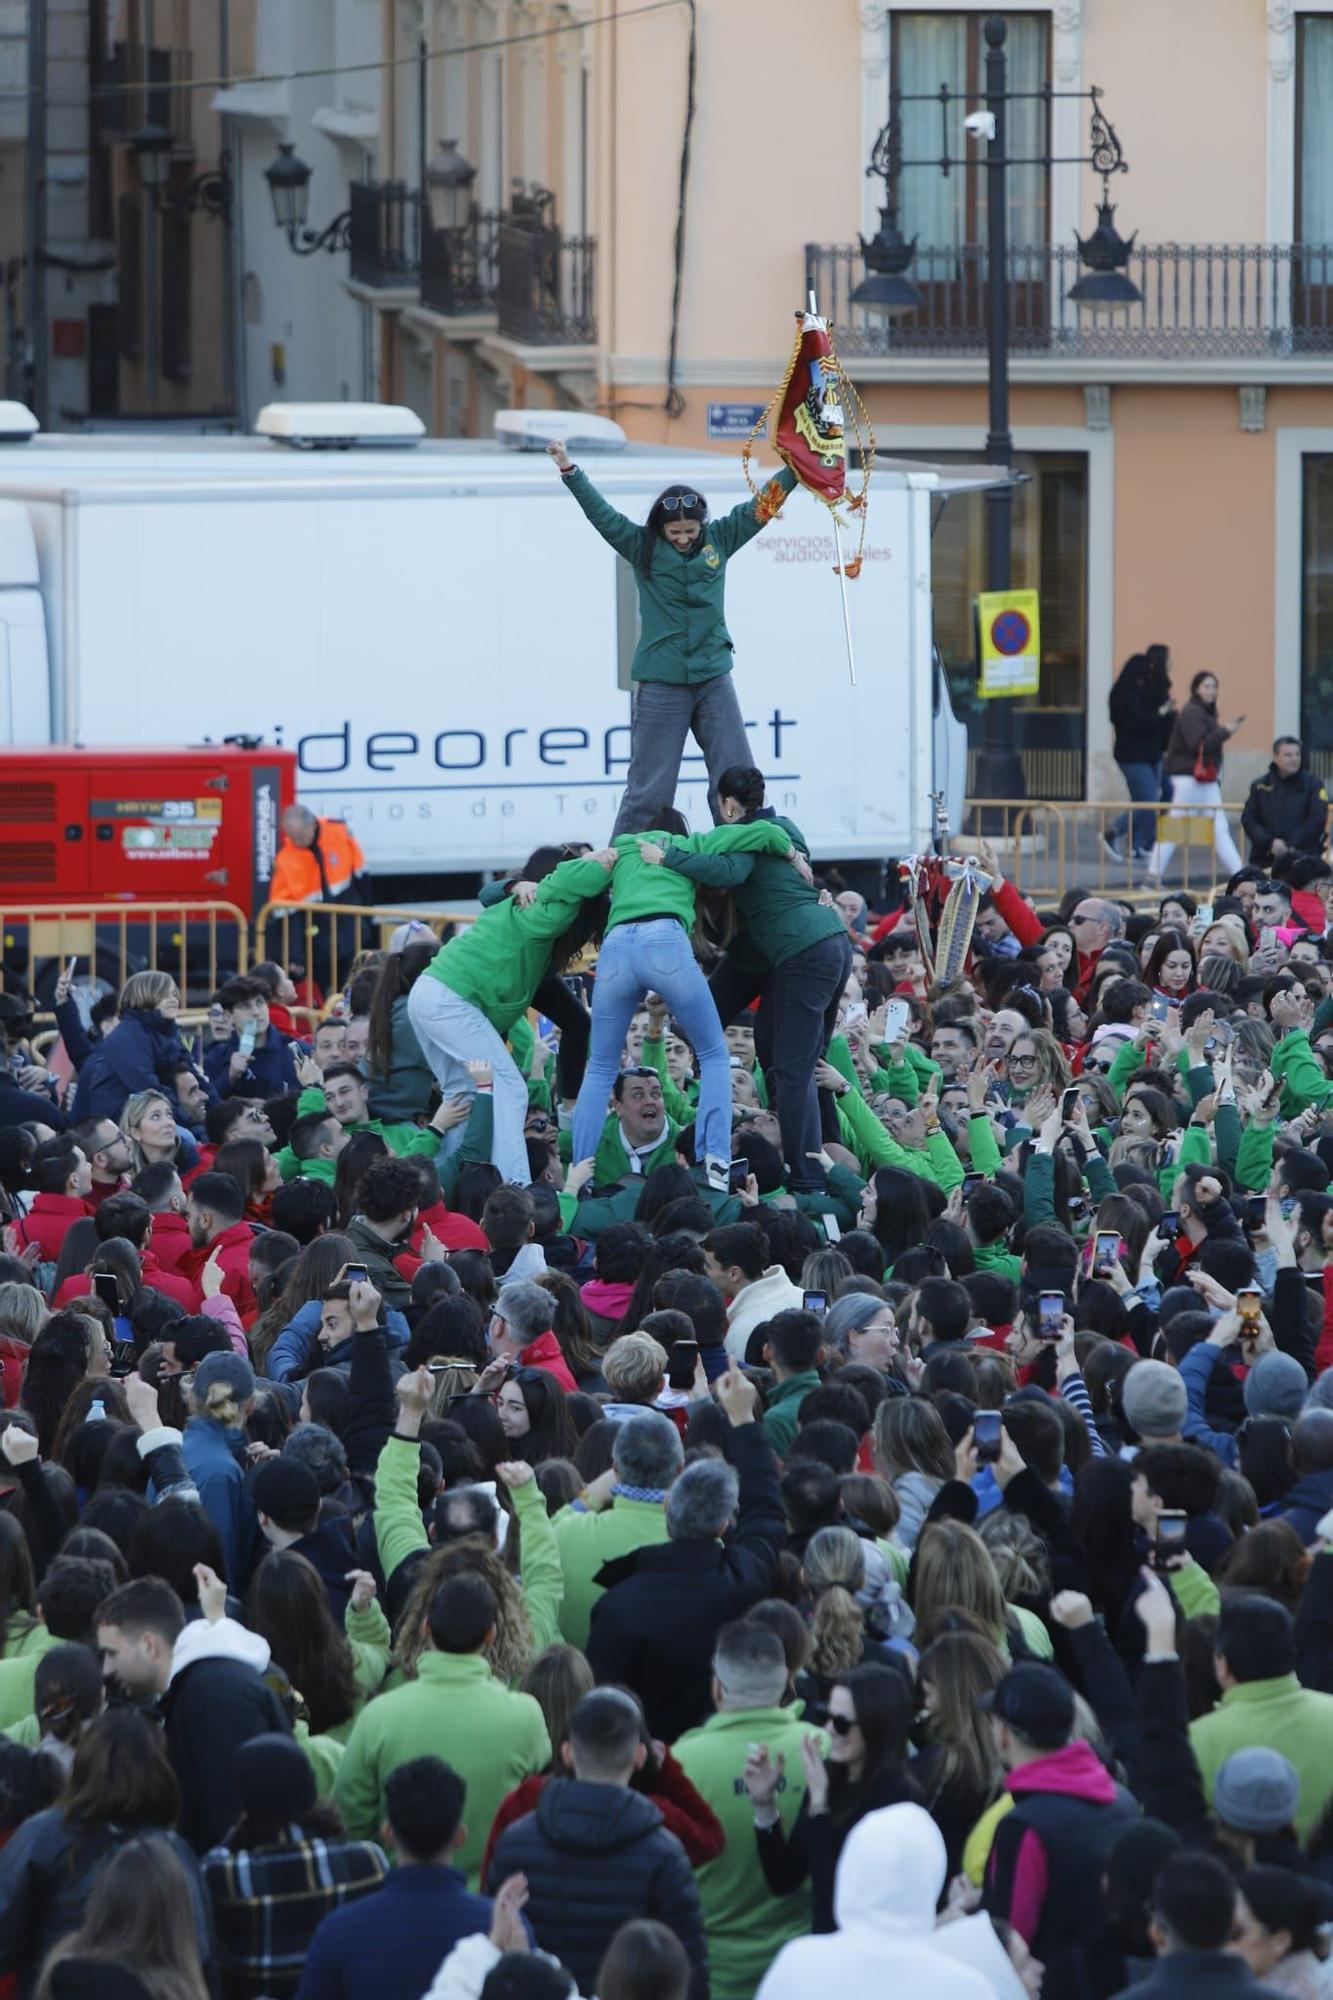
548,441,642,561
711,464,799,557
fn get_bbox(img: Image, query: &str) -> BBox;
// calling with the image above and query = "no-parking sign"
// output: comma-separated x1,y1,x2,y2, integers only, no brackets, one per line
977,589,1042,697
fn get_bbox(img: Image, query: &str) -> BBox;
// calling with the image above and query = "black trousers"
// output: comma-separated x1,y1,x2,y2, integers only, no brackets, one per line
532,973,592,1100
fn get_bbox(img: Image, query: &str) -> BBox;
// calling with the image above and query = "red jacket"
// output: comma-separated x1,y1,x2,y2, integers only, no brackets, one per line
13,1193,92,1262
178,1221,257,1324
0,1337,27,1410
481,1748,725,1884
1316,1269,1333,1379
148,1211,193,1275
85,1177,128,1210
990,878,1044,951
518,1329,577,1393
181,1145,218,1192
54,1249,195,1313
410,1201,487,1255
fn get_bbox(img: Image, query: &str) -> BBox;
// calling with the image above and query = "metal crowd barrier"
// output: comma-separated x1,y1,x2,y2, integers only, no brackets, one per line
252,901,479,998
0,900,250,1019
957,798,1254,906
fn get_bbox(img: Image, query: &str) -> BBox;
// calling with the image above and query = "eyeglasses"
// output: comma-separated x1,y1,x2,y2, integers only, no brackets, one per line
659,492,704,515
1008,1052,1039,1068
827,1712,858,1737
1070,914,1098,927
526,1116,553,1134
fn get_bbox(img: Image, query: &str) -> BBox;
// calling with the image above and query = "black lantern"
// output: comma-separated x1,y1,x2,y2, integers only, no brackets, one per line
265,142,313,234
1067,198,1142,307
131,121,174,191
425,139,477,234
850,201,921,317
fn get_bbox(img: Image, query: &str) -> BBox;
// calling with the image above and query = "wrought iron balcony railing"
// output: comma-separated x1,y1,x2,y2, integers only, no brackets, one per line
805,240,1333,358
496,220,597,345
348,181,422,290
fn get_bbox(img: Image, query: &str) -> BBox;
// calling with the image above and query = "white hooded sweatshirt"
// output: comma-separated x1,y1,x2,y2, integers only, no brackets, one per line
756,1804,995,2000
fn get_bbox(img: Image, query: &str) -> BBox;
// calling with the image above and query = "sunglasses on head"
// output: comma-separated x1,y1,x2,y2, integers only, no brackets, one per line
659,492,704,516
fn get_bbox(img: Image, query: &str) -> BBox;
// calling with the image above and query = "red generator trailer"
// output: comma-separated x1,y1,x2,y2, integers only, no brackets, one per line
0,743,295,1003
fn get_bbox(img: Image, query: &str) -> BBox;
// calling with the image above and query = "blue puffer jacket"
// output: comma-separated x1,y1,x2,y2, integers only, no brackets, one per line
265,1300,411,1384
1278,1464,1333,1546
70,1006,213,1123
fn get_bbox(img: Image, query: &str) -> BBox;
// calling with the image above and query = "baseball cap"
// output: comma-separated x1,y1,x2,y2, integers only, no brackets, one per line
980,1663,1074,1749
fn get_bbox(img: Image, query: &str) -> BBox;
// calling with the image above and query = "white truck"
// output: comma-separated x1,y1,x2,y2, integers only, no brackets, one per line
0,404,974,886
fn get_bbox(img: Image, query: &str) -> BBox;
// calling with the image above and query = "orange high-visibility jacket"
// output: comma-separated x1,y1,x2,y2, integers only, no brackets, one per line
269,817,365,905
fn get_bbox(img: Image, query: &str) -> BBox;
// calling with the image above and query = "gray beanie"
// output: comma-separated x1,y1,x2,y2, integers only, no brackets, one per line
1121,1360,1188,1441
1213,1747,1301,1833
1244,1350,1308,1422
191,1350,256,1408
1304,1370,1333,1415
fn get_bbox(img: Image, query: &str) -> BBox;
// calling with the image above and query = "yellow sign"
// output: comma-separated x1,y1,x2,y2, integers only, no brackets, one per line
977,589,1041,698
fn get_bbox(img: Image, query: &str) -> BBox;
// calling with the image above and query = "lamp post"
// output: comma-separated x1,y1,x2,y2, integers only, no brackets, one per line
265,142,352,255
857,13,1140,805
424,138,477,235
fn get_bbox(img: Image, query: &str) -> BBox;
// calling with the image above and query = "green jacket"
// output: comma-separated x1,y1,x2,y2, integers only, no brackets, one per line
605,823,795,934
373,1435,564,1658
663,812,845,971
591,1113,680,1188
333,1650,551,1882
427,854,611,1035
553,1494,670,1650
762,1370,822,1458
0,1624,59,1731
276,1084,440,1180
1190,1673,1333,1842
367,993,436,1124
673,1705,818,2000
562,463,798,685
1272,1028,1333,1119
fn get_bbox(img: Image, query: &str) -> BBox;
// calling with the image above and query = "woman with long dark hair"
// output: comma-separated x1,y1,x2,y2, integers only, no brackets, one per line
0,1709,211,1988
742,1661,921,1931
366,941,438,1124
1145,668,1246,884
660,765,853,1195
408,847,615,1185
332,1131,389,1232
493,1367,578,1466
1106,646,1175,863
547,439,798,835
1142,926,1197,1004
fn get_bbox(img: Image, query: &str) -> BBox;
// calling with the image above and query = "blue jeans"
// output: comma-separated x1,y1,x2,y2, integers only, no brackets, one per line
1110,759,1165,854
572,918,731,1167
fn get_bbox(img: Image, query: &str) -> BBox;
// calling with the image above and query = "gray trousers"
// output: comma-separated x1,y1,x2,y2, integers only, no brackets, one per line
611,674,755,837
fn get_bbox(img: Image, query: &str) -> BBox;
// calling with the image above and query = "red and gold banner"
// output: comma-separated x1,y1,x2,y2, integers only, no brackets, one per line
743,309,874,576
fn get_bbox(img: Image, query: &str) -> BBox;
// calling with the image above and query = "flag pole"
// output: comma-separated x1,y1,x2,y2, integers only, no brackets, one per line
832,519,857,686
807,288,858,687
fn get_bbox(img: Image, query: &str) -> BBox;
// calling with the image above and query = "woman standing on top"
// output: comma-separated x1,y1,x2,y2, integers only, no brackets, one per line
546,440,798,836
408,847,614,1186
1143,669,1246,885
570,809,807,1191
654,765,851,1196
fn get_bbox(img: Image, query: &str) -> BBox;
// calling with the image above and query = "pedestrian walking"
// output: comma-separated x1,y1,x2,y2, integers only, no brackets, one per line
1105,646,1175,862
1143,670,1245,883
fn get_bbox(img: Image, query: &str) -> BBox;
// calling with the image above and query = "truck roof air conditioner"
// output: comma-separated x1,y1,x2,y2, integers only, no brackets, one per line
494,409,627,453
0,404,39,445
254,404,426,450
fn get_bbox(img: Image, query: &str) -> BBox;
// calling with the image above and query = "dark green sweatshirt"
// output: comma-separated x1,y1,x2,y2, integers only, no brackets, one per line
561,463,799,685
663,811,844,970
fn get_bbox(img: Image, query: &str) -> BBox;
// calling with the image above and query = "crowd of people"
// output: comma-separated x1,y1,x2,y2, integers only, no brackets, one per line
0,767,1328,2000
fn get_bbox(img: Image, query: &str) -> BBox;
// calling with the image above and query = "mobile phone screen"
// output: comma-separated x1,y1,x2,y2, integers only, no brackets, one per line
974,1410,1002,1464
1155,1510,1188,1566
728,1158,749,1192
1237,1288,1262,1328
666,1341,699,1390
93,1272,120,1310
1156,1211,1180,1240
1038,1291,1064,1339
1061,1087,1080,1120
1092,1231,1119,1276
344,1263,369,1285
802,1291,827,1317
962,1173,984,1196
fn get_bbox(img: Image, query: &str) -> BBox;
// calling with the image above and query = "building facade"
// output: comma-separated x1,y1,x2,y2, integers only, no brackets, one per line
350,0,1333,806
